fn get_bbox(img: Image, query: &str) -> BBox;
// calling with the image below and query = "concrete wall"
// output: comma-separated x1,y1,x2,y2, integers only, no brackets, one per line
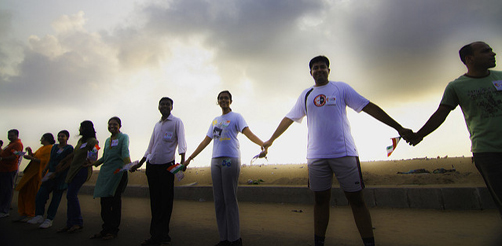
80,184,496,210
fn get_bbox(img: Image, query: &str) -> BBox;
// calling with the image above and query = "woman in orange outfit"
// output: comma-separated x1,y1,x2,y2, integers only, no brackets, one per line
14,133,54,221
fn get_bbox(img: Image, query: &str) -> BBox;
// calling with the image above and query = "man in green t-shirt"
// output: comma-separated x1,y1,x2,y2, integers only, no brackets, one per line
409,41,502,216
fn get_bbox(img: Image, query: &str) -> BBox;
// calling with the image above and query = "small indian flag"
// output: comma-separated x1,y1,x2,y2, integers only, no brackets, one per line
386,137,401,157
167,163,184,174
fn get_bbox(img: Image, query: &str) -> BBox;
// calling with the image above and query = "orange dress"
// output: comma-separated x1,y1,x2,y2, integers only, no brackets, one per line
15,145,52,217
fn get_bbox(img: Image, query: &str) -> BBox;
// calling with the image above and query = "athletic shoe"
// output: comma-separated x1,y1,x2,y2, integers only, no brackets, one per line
27,215,44,224
39,219,53,229
12,215,27,222
0,213,9,218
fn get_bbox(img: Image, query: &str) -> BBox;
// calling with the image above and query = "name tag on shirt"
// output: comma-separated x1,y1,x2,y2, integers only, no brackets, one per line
111,139,119,147
326,96,337,106
164,132,173,141
57,148,63,154
80,143,87,149
492,80,502,91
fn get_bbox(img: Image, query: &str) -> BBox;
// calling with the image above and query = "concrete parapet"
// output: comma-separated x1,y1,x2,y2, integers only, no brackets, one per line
407,188,443,209
79,184,495,210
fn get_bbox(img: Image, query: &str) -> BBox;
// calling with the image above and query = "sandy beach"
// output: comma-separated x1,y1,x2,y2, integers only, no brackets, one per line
111,156,485,188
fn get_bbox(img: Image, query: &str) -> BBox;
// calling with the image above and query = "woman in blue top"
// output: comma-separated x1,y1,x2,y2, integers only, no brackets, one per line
26,130,74,229
87,116,130,240
183,90,265,246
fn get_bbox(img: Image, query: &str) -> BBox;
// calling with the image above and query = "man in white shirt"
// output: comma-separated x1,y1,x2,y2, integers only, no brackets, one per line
131,97,187,246
263,56,412,246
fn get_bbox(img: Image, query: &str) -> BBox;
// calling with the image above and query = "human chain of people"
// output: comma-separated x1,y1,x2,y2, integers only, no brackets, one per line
1,41,500,246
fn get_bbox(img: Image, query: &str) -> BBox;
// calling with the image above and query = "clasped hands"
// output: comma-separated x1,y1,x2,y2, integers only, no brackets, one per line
398,128,423,146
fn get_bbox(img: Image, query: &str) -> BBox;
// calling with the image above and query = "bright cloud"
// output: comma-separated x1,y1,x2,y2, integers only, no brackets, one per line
0,0,501,168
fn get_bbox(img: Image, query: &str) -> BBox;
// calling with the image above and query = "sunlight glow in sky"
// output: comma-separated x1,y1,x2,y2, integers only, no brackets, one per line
1,0,501,169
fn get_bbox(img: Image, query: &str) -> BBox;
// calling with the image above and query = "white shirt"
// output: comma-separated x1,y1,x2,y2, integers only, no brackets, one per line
286,81,369,159
143,114,187,164
206,112,248,158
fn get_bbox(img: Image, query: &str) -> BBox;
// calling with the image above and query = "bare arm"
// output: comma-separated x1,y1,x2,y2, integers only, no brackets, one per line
410,105,452,145
263,117,294,149
362,102,413,140
129,156,146,172
182,136,212,167
242,127,264,146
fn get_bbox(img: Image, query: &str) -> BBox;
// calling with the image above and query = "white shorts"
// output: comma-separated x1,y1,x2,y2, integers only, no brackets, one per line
307,156,364,192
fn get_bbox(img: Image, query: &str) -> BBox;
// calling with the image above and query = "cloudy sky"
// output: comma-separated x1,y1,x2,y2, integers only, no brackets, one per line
1,0,501,169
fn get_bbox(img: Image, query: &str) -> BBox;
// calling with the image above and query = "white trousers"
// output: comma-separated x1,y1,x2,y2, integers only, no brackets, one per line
211,157,241,242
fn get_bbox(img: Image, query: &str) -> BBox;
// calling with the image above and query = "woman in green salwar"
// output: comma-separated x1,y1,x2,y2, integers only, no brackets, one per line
87,116,130,240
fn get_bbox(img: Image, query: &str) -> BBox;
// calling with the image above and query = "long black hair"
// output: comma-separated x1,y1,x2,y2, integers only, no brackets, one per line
80,120,96,142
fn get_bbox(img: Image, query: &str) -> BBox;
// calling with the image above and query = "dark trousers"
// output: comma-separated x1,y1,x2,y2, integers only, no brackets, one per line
473,152,502,216
0,171,17,214
66,168,88,227
100,172,128,235
146,162,174,242
35,178,65,220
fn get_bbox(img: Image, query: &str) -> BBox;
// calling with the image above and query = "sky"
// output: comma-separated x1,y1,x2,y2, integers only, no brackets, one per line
1,0,501,169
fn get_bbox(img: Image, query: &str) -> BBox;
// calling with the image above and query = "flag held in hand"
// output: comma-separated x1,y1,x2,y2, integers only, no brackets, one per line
386,137,401,157
167,163,184,174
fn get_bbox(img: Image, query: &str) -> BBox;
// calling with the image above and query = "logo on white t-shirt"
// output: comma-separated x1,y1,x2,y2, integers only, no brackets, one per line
314,94,327,107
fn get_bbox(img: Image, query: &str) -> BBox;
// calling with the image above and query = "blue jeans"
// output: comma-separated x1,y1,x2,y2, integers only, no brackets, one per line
35,178,65,220
473,152,502,216
66,168,88,227
0,171,17,214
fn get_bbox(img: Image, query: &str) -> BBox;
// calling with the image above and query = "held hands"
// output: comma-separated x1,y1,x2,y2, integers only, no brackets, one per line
262,140,273,150
398,128,423,146
82,159,93,167
129,163,141,173
406,132,423,146
182,157,193,169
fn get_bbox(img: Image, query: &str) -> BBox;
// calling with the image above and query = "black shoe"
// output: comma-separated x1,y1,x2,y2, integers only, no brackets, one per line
214,240,230,246
141,238,160,246
230,238,242,246
160,238,171,245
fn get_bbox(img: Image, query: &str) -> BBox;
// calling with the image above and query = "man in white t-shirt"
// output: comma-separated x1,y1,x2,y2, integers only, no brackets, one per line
263,56,412,246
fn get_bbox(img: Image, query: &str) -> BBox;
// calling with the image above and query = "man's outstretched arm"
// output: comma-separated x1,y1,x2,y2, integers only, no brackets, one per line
362,102,414,140
410,104,452,146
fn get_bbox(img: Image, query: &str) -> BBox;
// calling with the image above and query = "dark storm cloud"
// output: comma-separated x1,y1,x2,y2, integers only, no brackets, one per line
142,0,319,54
0,49,112,107
130,0,326,97
335,0,502,101
132,0,502,103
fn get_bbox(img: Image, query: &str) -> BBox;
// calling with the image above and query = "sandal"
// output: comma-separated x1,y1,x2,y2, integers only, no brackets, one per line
102,233,117,240
67,225,83,233
56,226,70,233
90,232,104,239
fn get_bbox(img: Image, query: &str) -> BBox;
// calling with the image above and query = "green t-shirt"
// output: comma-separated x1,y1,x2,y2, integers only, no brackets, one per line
441,70,502,153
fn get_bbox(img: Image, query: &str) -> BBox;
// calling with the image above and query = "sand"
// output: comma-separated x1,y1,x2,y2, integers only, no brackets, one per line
117,156,486,188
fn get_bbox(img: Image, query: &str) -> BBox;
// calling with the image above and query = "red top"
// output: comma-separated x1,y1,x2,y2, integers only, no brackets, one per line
0,139,24,172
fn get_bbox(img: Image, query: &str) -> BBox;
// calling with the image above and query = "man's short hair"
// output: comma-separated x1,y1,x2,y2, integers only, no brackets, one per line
309,56,330,70
459,43,475,65
8,129,19,137
159,97,173,105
